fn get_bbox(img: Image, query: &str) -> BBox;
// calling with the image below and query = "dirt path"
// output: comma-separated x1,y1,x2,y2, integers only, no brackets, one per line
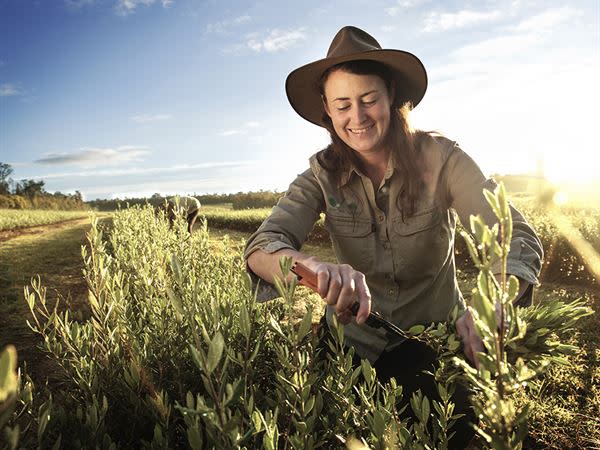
0,217,91,243
0,217,97,384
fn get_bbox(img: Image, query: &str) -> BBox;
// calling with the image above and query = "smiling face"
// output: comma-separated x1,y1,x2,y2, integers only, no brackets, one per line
322,69,393,159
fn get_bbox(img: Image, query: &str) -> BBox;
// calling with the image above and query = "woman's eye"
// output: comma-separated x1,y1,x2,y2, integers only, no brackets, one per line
363,99,377,106
336,105,351,111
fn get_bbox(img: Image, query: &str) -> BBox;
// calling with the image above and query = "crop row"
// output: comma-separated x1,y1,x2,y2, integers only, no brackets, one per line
0,209,89,231
3,203,588,449
201,202,600,286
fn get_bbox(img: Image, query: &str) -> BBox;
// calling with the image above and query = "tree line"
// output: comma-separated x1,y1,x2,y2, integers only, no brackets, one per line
88,190,284,211
0,162,86,210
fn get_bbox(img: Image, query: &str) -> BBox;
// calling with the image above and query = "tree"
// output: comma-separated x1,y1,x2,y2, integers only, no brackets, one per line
15,179,46,198
0,162,13,195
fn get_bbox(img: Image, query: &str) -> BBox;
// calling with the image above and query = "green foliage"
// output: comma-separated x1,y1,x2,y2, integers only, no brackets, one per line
0,209,89,231
231,191,283,210
0,193,87,211
86,191,283,212
455,183,593,449
8,193,592,448
16,206,453,447
455,198,600,286
0,346,58,450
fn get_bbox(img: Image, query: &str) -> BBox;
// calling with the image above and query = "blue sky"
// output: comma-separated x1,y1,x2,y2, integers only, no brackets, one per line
1,0,598,200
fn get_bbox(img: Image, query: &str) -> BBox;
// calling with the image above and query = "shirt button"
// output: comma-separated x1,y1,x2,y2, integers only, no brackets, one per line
378,214,385,222
382,241,390,250
381,186,389,194
388,289,394,296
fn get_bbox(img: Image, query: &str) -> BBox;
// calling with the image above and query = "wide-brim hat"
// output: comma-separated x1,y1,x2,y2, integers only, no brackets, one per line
286,26,428,128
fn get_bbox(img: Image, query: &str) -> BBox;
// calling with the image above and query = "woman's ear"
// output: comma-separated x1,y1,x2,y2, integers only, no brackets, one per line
389,82,396,106
321,95,332,118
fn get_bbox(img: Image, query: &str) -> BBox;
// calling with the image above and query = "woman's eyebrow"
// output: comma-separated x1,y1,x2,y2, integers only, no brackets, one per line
332,89,378,102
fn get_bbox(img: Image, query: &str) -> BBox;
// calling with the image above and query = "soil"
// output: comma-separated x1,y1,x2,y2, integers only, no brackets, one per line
0,218,88,243
0,218,96,387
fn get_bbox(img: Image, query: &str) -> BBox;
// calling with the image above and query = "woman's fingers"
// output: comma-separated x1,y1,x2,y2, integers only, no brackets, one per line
456,310,482,369
312,263,368,323
316,266,330,299
335,265,356,314
337,309,353,325
325,270,342,306
354,273,371,325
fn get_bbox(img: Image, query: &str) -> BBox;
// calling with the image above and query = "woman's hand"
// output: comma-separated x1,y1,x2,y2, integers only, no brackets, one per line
301,257,371,325
455,309,484,369
456,278,532,369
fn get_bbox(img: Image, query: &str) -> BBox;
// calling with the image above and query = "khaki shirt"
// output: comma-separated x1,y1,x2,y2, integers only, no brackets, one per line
168,196,200,215
244,133,543,362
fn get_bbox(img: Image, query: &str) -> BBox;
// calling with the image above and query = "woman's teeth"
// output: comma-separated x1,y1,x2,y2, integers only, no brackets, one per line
349,124,374,134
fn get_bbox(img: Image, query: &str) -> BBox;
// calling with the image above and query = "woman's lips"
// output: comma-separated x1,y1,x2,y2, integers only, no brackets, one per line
348,123,375,135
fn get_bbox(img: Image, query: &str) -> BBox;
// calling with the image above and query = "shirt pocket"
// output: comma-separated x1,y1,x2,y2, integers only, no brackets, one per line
325,213,374,272
391,207,449,276
392,207,442,236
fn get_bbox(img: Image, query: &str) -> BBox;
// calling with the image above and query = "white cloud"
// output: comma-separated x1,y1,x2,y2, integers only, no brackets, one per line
452,33,541,60
35,146,150,167
423,9,503,32
386,0,428,16
513,6,582,32
219,129,245,137
219,121,262,136
33,161,256,180
0,83,23,96
247,28,306,53
130,113,172,123
205,15,251,34
115,0,172,16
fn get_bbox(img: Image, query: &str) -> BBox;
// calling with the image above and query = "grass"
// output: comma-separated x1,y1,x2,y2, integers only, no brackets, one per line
0,217,97,386
1,215,598,449
0,209,90,231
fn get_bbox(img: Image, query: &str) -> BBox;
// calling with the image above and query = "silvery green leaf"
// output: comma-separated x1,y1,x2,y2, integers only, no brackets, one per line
460,231,481,266
170,254,182,281
206,332,224,375
483,189,502,220
408,325,425,335
187,426,203,450
239,305,251,340
166,287,184,320
297,308,313,340
507,275,519,303
421,395,430,425
0,345,17,402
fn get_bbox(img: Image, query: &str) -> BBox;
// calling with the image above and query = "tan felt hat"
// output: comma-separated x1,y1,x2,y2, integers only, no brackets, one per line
285,26,428,127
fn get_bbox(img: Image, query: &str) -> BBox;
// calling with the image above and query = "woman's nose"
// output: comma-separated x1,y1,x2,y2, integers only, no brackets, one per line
351,105,367,124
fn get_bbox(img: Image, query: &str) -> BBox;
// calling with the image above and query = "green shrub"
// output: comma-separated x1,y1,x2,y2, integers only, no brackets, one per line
16,199,591,448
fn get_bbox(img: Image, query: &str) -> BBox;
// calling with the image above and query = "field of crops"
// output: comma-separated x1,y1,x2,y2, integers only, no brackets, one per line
0,209,89,231
202,201,600,287
1,197,598,449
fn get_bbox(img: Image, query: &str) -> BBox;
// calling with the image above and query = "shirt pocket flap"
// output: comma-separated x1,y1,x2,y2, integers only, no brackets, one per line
325,214,373,237
393,207,441,236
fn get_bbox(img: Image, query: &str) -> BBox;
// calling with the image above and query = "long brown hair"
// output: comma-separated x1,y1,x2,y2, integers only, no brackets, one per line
316,59,424,218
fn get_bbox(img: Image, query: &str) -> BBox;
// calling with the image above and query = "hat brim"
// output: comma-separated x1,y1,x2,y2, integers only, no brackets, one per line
285,49,428,127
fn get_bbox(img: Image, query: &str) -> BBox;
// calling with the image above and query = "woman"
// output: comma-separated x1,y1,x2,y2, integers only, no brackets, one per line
244,26,543,447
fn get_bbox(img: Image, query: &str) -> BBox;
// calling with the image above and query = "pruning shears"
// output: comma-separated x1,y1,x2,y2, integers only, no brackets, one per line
290,261,408,339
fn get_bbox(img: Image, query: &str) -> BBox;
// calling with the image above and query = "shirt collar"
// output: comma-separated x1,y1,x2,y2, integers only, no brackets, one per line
338,151,397,187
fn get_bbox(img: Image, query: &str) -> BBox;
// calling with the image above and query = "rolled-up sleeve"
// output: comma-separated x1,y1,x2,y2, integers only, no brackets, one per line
442,143,543,286
243,168,325,300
